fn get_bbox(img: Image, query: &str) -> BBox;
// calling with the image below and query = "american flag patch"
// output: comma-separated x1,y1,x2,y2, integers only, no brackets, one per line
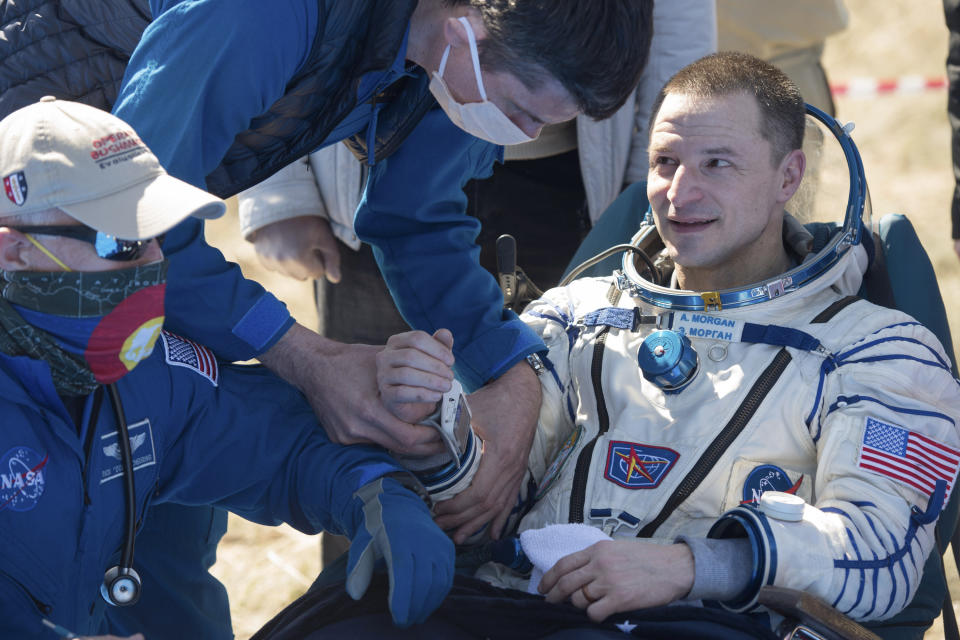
858,417,960,503
161,331,218,387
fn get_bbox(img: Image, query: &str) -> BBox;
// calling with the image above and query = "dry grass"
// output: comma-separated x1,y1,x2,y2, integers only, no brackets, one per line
201,0,960,636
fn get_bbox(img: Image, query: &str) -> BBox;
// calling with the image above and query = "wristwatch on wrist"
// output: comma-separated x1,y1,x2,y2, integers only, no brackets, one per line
525,352,546,376
419,379,472,468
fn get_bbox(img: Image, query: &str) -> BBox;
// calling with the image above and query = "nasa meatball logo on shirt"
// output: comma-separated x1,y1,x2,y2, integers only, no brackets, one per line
0,446,48,512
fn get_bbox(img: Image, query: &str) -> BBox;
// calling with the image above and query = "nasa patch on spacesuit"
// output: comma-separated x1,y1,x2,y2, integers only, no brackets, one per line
721,458,812,512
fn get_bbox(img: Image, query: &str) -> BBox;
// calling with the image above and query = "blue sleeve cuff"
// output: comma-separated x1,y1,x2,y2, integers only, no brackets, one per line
232,293,297,352
454,311,547,391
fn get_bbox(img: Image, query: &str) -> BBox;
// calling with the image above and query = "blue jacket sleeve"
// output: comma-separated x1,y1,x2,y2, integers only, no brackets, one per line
155,362,407,537
354,109,546,390
113,0,316,359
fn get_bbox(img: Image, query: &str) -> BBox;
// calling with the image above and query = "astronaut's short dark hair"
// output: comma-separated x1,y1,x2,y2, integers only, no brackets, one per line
649,52,807,165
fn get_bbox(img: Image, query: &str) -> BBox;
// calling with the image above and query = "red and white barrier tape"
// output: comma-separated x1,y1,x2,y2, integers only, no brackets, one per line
830,76,947,97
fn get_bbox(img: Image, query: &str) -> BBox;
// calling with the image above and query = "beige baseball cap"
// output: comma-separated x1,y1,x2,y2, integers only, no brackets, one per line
0,97,225,240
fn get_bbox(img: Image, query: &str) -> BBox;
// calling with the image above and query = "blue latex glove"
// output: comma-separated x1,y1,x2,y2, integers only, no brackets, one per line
345,476,454,627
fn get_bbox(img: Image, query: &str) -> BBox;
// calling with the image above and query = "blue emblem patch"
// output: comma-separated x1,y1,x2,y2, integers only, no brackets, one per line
0,446,48,512
741,464,803,504
603,441,679,489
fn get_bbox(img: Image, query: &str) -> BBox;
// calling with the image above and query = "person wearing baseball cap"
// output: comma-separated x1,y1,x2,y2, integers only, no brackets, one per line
0,98,454,639
1,96,225,240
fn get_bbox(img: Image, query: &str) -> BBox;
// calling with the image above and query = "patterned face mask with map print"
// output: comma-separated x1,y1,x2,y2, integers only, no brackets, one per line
0,260,167,394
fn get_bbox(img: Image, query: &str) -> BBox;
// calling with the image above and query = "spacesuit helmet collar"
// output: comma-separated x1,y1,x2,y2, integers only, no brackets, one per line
620,104,871,313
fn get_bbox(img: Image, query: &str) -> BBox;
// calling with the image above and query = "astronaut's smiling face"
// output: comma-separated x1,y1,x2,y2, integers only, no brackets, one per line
647,91,805,292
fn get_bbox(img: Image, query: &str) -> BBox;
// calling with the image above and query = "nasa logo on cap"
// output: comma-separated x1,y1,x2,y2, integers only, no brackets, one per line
741,464,803,505
0,446,48,512
3,171,27,207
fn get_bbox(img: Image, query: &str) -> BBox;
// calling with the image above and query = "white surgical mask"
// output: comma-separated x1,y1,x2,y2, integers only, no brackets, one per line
428,17,537,146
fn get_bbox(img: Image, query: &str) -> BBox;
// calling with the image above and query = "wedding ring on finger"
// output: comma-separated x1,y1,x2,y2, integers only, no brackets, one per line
581,584,599,604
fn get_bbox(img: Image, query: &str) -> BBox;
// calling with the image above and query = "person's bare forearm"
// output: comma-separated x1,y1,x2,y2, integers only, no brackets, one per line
259,323,443,453
258,322,336,389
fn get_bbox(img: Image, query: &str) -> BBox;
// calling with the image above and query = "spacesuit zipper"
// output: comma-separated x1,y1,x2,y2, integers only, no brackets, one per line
635,348,793,538
568,327,612,524
569,284,624,524
80,387,104,506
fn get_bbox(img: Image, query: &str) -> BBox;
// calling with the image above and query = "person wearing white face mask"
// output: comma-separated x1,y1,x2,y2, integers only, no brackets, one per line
429,17,537,146
236,0,715,569
0,2,657,638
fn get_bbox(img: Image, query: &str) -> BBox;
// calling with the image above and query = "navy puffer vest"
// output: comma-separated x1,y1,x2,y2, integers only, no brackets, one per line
0,0,433,198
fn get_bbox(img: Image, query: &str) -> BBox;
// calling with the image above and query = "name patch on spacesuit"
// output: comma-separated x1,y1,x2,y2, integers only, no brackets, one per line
603,441,679,489
161,331,219,387
670,313,744,342
0,446,47,512
741,464,803,504
100,419,156,484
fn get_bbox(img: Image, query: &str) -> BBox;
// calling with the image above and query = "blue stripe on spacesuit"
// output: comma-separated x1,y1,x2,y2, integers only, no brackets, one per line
866,549,880,618
860,511,898,615
821,479,949,615
841,353,952,373
541,353,563,392
833,523,923,603
806,357,838,437
755,511,778,586
540,353,577,424
886,529,911,616
806,331,952,440
821,507,868,612
873,321,924,332
833,568,851,609
836,336,951,371
526,311,568,330
841,511,917,615
839,525,867,615
824,394,956,426
809,363,955,442
525,307,580,354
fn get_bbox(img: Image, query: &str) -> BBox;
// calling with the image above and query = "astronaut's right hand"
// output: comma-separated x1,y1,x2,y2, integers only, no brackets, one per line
249,215,342,283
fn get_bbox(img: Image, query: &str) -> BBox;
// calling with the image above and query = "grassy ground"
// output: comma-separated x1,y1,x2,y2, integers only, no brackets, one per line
202,0,960,636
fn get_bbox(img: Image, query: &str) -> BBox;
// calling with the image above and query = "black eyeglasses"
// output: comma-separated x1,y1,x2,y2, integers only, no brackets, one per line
9,225,152,262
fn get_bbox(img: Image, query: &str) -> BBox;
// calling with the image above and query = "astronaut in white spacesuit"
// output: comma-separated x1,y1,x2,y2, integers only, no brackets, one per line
375,51,960,626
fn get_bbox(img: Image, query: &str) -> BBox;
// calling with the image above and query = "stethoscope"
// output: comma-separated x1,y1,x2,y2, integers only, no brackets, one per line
98,383,142,607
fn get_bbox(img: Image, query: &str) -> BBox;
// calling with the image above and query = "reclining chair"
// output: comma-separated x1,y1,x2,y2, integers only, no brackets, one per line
553,181,959,640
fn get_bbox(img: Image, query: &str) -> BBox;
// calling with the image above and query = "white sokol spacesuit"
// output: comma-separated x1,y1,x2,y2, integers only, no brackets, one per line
475,214,960,623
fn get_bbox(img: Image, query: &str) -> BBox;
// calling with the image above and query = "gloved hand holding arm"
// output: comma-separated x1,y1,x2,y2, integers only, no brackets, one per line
345,476,455,627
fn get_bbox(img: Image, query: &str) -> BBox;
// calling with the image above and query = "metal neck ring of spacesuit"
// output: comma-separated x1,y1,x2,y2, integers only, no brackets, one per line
619,103,869,312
